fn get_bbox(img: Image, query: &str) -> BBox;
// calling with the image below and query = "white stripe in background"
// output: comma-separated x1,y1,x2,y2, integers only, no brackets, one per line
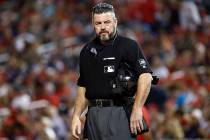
103,57,115,60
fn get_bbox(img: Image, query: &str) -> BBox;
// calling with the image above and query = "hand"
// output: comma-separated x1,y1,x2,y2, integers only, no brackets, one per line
130,107,144,135
71,115,82,139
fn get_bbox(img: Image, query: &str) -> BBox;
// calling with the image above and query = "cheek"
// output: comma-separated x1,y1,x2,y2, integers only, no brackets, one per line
94,27,100,33
110,25,115,32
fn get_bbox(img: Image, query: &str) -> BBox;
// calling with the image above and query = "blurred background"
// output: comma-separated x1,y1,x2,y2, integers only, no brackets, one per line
0,0,209,139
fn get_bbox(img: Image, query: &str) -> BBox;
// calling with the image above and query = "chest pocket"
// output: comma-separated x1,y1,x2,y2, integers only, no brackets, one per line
101,56,117,77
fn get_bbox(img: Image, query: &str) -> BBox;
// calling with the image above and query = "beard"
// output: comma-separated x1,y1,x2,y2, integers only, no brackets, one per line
100,33,110,41
97,29,116,42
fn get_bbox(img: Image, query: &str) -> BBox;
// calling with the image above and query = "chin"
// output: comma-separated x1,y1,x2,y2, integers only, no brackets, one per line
100,36,109,41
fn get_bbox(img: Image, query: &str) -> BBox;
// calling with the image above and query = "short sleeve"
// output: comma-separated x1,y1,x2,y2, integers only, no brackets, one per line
125,40,152,76
77,48,86,87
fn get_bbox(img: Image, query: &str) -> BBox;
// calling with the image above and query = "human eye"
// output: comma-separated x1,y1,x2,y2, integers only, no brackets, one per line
104,20,111,25
95,22,101,26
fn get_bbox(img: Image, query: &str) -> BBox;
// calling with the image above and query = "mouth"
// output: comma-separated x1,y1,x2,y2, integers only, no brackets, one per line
100,31,109,35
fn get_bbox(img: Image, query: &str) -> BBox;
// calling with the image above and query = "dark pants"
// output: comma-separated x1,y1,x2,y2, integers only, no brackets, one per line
85,106,136,140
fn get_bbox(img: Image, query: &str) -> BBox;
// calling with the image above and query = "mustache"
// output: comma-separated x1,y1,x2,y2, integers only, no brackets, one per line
99,30,109,34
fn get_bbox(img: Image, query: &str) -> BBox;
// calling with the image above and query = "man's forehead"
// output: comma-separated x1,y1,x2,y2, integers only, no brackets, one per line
93,12,115,21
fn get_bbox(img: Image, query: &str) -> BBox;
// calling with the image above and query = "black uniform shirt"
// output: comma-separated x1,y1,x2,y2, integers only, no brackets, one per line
77,34,152,100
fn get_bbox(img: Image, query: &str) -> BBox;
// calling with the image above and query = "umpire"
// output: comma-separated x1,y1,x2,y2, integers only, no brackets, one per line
71,3,153,140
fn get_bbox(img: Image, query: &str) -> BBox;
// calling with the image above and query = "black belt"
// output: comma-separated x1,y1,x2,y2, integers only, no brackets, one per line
88,98,134,107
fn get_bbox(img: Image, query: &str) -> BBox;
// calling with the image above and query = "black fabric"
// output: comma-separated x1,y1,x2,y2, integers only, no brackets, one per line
77,34,152,99
88,98,134,107
110,62,159,97
123,101,149,137
89,99,115,107
84,106,137,140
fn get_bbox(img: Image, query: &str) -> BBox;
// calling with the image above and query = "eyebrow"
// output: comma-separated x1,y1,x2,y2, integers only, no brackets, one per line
94,19,112,24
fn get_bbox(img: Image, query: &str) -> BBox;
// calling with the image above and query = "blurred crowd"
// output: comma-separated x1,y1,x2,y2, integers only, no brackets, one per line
0,0,209,139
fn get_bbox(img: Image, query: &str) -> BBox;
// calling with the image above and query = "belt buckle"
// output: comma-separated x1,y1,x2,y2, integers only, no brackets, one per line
96,100,103,107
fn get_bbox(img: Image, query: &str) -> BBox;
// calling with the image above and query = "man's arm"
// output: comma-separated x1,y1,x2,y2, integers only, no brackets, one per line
71,86,88,139
130,73,153,134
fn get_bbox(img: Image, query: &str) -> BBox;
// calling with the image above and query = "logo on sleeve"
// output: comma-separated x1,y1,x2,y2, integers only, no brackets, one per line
138,59,147,68
90,47,97,55
104,65,115,73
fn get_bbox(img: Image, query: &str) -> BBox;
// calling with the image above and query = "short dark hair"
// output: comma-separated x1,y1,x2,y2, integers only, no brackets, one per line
92,3,115,15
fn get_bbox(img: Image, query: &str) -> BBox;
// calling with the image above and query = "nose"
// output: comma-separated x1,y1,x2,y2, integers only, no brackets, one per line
101,23,105,30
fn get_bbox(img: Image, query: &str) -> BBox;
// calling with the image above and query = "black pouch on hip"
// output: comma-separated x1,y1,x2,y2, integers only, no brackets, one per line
123,100,149,137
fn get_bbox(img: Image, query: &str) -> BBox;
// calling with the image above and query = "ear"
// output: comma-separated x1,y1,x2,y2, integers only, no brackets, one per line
114,19,118,28
92,17,94,26
92,18,96,30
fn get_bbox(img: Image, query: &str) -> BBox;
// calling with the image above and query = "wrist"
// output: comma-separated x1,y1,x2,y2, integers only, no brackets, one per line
72,111,81,118
133,101,143,109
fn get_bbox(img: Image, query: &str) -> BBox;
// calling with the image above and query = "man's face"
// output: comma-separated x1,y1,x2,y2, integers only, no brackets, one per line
92,12,117,42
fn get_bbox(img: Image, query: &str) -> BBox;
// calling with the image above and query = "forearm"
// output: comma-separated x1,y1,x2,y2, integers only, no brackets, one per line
133,73,153,109
73,86,88,117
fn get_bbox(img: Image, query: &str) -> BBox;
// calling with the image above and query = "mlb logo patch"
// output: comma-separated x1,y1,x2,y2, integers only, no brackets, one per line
104,65,115,73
